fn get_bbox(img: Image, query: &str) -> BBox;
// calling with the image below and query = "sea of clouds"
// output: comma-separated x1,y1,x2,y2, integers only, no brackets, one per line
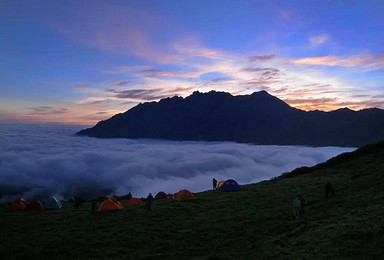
0,124,355,202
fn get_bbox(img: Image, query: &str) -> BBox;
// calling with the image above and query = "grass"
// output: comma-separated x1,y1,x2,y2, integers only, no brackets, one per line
1,143,384,259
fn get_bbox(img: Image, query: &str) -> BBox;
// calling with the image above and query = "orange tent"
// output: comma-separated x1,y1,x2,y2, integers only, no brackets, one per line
98,198,123,212
172,189,195,201
127,198,143,205
109,197,124,209
26,201,45,211
10,199,28,211
155,191,168,199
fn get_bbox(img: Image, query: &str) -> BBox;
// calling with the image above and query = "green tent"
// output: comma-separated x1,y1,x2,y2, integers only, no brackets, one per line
44,196,63,209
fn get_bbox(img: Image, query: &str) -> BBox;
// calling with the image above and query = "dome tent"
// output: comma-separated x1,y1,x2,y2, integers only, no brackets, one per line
218,179,240,192
98,198,123,212
155,191,168,199
127,198,143,205
26,201,45,211
172,189,195,201
110,196,124,208
217,180,225,189
10,199,28,211
44,196,63,209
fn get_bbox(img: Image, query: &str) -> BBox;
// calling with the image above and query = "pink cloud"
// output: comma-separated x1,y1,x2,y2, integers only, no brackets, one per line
291,54,384,70
249,55,275,62
144,71,177,77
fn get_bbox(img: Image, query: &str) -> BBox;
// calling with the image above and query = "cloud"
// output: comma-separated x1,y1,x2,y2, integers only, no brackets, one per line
0,124,355,202
309,33,330,48
105,65,152,74
108,81,129,87
27,107,70,115
108,86,197,102
211,77,233,83
143,70,177,77
76,97,109,105
291,54,384,70
238,67,280,75
249,55,275,62
109,88,168,101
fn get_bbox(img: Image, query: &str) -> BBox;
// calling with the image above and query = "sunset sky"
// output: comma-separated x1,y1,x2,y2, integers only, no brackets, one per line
1,0,383,124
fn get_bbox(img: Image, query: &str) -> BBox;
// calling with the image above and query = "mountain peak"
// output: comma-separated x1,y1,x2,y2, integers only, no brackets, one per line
77,90,384,147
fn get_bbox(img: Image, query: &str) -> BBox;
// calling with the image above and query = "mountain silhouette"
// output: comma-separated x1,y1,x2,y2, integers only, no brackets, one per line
77,90,384,147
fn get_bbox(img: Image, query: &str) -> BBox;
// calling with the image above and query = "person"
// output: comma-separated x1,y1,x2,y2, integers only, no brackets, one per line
127,192,132,200
74,197,83,209
325,182,335,199
212,178,217,190
146,193,154,211
293,195,306,218
90,200,97,212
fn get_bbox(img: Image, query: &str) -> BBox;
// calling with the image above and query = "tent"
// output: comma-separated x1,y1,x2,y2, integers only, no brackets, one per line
155,191,168,199
26,201,45,211
218,180,225,189
127,198,143,205
109,197,124,208
98,198,123,212
10,199,28,211
44,197,63,209
172,189,195,201
218,179,240,192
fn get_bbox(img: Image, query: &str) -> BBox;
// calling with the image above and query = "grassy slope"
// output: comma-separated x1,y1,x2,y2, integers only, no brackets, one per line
1,143,384,259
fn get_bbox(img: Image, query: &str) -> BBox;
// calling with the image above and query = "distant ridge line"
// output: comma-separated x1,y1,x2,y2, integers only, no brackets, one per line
77,90,384,147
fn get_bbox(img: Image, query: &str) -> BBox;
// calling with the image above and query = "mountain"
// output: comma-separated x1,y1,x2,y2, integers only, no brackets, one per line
77,90,384,147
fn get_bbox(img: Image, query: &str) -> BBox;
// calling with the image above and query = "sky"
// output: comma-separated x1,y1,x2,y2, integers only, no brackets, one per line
0,0,383,124
0,124,354,202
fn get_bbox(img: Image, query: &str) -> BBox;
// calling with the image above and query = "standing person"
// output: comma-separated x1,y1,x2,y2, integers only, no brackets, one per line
74,197,81,209
212,178,218,190
293,195,306,218
90,200,97,213
325,182,335,199
146,193,154,211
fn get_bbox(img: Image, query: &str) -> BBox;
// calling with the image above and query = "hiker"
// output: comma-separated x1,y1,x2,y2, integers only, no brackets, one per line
90,200,97,212
74,197,82,209
146,193,154,211
127,192,132,200
325,182,335,199
293,195,306,218
212,178,217,190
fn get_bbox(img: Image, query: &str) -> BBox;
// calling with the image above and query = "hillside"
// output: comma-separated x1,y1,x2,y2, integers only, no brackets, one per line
77,90,384,147
1,142,384,259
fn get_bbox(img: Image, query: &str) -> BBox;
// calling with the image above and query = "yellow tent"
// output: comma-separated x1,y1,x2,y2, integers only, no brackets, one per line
218,180,225,189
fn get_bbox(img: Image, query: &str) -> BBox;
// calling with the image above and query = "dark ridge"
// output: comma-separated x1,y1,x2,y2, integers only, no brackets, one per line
77,90,384,147
278,141,384,179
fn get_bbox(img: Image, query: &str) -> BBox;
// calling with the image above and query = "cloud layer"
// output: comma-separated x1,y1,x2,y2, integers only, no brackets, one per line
0,124,355,203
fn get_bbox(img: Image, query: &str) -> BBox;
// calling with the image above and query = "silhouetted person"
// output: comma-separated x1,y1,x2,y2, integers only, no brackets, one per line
127,192,132,200
325,182,335,199
146,193,154,211
293,195,306,218
90,200,97,212
74,197,82,209
212,178,217,190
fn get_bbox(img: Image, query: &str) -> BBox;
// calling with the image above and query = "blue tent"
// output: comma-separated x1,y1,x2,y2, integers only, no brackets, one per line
44,196,63,209
219,179,240,191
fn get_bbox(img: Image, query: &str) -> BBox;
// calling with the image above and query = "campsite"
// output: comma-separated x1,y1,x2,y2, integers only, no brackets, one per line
1,1,384,258
1,142,384,259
